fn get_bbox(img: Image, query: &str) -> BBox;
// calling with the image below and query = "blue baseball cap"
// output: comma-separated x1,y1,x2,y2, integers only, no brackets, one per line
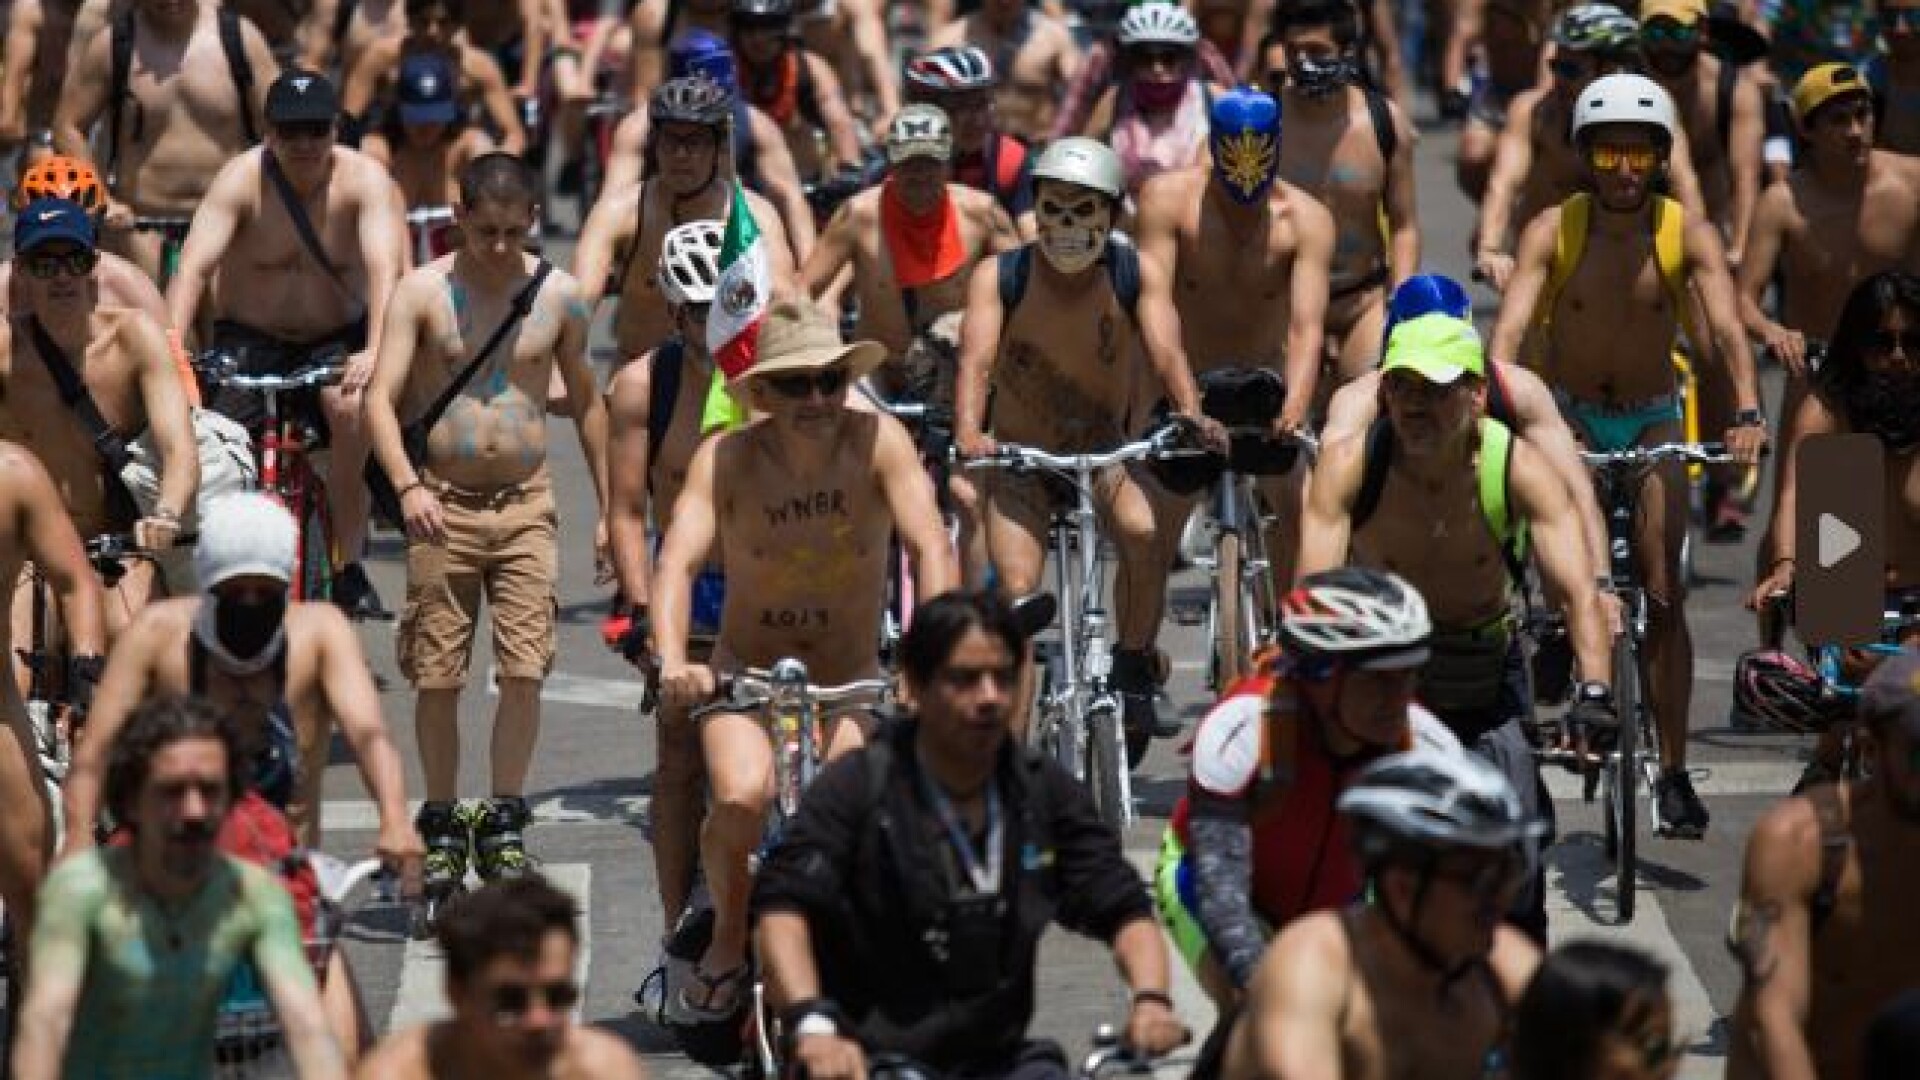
1388,273,1473,325
14,197,96,255
397,52,459,126
670,30,738,90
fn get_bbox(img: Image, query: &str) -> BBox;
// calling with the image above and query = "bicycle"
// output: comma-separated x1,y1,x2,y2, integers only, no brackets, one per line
860,387,959,664
1751,590,1920,787
964,422,1200,831
1537,440,1736,924
131,214,193,287
404,204,456,266
194,350,346,603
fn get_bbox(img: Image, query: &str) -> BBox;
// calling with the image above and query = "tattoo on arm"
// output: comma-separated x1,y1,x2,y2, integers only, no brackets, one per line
1731,899,1782,986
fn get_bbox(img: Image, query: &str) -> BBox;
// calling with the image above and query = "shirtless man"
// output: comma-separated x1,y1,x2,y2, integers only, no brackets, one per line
796,0,900,137
1457,0,1551,202
62,491,425,1061
928,0,1081,145
1298,314,1612,942
0,200,198,629
0,441,105,947
0,0,85,157
1489,75,1767,838
956,137,1224,746
654,298,955,1021
729,0,862,180
1270,0,1418,381
1474,4,1706,292
1133,88,1333,591
341,0,526,155
600,36,815,266
575,76,795,370
1727,649,1920,1080
301,0,409,78
361,51,499,225
1224,750,1544,1080
52,0,281,286
354,876,647,1080
627,0,729,97
167,70,409,622
460,0,547,106
904,45,1038,232
367,152,607,892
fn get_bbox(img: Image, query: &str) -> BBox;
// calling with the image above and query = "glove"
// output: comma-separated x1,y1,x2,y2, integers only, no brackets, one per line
66,654,105,720
599,600,652,665
1566,682,1619,757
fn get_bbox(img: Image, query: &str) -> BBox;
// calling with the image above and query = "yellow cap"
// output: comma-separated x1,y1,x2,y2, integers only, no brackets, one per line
1639,0,1706,26
1381,314,1486,385
1793,63,1871,123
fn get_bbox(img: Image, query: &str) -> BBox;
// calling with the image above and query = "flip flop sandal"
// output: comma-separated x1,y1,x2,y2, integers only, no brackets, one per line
677,963,750,1022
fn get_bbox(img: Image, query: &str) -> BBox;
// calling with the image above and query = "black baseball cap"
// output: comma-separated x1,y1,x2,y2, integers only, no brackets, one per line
265,69,340,125
398,52,459,125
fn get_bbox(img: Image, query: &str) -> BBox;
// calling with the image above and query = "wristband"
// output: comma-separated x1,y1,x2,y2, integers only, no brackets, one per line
149,506,182,524
398,480,425,499
1131,989,1174,1010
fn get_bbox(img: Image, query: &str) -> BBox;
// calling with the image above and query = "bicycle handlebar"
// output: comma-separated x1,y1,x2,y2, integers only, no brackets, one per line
195,350,348,392
406,206,455,227
130,215,191,233
1581,441,1736,468
1079,1023,1192,1079
965,427,1201,476
714,667,894,713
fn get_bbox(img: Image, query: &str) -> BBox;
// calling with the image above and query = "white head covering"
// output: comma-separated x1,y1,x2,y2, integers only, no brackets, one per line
194,492,297,589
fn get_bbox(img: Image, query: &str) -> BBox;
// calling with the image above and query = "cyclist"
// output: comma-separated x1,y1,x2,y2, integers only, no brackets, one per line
793,0,901,140
0,0,83,157
167,70,410,622
903,45,1037,230
366,153,606,894
340,0,527,155
1489,73,1768,838
1299,314,1615,940
0,199,199,628
0,441,107,947
1457,0,1551,201
1512,942,1683,1080
1727,648,1920,1080
1475,4,1707,293
1132,86,1332,590
1220,749,1544,1080
928,0,1081,145
1050,2,1235,143
301,0,409,78
753,589,1189,1080
729,0,863,179
1156,567,1462,1007
600,32,816,266
14,696,343,1079
1082,3,1221,195
602,221,732,986
954,136,1225,744
803,105,1021,387
627,0,730,96
63,490,425,1059
360,50,500,244
653,299,956,1024
52,0,281,286
574,75,798,371
458,0,546,113
356,876,646,1079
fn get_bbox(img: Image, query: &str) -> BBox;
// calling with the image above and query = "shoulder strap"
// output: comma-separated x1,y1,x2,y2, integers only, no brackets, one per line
1716,58,1737,153
645,339,685,490
332,0,359,58
1350,417,1395,534
1484,361,1516,429
1544,192,1591,324
1651,195,1693,320
983,132,1004,197
1363,88,1397,165
263,153,359,305
997,246,1031,314
108,8,136,181
418,262,554,437
1107,238,1141,323
218,6,259,145
1475,417,1530,582
25,317,143,524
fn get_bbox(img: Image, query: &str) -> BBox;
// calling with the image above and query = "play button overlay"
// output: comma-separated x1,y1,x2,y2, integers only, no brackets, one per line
1817,513,1862,569
1797,434,1883,646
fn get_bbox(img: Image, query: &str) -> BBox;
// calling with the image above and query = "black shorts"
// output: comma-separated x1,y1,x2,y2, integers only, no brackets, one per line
205,318,368,439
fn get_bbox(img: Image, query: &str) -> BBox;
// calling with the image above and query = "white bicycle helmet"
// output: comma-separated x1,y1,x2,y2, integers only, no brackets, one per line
1031,136,1126,200
1117,2,1200,47
1277,567,1432,669
1339,748,1547,865
904,45,996,94
658,220,724,306
1572,73,1678,145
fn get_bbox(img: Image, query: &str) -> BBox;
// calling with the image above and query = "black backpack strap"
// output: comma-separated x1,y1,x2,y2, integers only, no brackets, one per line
263,152,360,306
1716,57,1737,153
1106,239,1141,324
332,0,359,61
645,338,685,495
1349,417,1395,534
796,50,825,131
108,8,136,181
24,317,143,525
997,247,1031,314
218,6,259,145
1364,88,1397,165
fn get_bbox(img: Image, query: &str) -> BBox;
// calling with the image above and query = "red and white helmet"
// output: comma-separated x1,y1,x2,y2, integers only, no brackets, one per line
905,46,996,94
1278,567,1432,670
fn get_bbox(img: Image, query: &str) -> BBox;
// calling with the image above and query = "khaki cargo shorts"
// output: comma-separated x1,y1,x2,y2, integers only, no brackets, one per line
398,472,559,690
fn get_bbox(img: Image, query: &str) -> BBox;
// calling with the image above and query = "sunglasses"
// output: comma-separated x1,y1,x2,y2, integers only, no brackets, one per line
1129,45,1190,67
1867,329,1920,353
764,366,848,399
1588,142,1662,172
273,120,334,141
1887,8,1920,31
21,248,98,279
1813,98,1875,126
1430,852,1525,896
489,979,581,1021
1640,21,1699,44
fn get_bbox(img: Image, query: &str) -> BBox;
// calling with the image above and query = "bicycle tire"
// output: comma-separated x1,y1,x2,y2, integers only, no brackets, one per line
1086,704,1129,832
1033,644,1078,779
1607,629,1639,924
1211,530,1246,691
296,480,333,604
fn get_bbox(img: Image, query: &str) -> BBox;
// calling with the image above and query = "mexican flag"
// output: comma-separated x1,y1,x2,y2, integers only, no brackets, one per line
701,183,769,432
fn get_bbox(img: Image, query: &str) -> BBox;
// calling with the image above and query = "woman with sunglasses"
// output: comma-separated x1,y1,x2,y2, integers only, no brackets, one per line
1512,942,1684,1080
1084,3,1224,194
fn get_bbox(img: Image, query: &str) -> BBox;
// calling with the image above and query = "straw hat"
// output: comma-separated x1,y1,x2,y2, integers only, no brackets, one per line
734,299,887,385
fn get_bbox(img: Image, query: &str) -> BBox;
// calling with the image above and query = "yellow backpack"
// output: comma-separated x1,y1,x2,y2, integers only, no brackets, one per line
1529,192,1699,366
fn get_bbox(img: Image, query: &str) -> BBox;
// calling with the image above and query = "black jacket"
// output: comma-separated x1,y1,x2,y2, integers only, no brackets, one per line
752,719,1152,1073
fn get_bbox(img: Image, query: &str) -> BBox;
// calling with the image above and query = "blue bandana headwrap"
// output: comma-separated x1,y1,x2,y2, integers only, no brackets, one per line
1209,87,1280,204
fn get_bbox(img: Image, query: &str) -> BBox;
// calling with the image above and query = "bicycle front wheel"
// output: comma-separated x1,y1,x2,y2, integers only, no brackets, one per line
1606,631,1640,924
1211,530,1246,691
294,477,333,604
1086,704,1131,832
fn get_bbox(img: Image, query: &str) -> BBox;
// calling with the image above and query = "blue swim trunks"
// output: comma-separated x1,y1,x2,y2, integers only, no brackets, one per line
1554,390,1685,453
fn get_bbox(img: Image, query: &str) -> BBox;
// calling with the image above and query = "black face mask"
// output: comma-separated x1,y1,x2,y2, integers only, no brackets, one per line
1289,54,1354,99
216,593,288,660
1645,47,1699,76
1843,370,1920,452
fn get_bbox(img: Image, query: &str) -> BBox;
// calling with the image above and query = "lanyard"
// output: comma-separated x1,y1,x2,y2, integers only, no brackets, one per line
919,767,1004,896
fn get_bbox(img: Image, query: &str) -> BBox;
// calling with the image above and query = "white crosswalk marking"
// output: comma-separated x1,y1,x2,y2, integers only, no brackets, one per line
386,862,594,1032
1542,760,1804,802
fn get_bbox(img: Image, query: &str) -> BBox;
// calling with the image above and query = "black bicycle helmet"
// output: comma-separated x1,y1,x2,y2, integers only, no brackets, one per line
650,75,734,127
1734,649,1834,733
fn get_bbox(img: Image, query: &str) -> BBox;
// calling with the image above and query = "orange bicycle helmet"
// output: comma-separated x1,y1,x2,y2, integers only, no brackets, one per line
15,156,107,214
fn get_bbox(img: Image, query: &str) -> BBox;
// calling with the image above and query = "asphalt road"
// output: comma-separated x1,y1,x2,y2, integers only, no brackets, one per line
303,108,1809,1080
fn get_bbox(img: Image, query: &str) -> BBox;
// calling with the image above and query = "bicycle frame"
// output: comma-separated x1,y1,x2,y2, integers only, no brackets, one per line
1203,464,1279,689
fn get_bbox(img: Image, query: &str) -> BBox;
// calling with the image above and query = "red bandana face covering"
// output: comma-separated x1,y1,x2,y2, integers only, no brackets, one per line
880,177,966,289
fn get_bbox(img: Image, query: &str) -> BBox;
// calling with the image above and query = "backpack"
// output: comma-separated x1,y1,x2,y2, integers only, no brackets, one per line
1362,87,1397,166
109,6,259,180
1534,192,1697,363
996,238,1141,324
219,790,321,939
1349,416,1530,586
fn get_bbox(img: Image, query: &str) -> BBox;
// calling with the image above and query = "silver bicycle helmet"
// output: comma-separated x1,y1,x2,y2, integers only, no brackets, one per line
904,45,996,94
650,75,733,128
1117,2,1200,47
1030,136,1126,200
1277,567,1432,670
1552,3,1640,52
1573,73,1679,145
1339,749,1547,865
658,220,724,307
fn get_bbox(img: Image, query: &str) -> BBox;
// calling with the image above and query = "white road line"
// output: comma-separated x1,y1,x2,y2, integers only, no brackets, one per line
321,794,651,833
1542,760,1804,802
486,666,651,711
387,862,593,1032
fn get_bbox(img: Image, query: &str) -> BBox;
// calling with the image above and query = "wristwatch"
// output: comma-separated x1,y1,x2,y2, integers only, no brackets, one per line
793,1012,839,1038
1733,408,1767,428
783,998,846,1040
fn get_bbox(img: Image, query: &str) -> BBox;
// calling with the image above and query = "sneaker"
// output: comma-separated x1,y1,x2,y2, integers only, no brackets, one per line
1655,770,1709,838
332,562,394,621
1112,648,1178,739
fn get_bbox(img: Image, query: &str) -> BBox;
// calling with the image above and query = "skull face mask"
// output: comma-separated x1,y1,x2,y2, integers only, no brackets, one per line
1035,180,1113,274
